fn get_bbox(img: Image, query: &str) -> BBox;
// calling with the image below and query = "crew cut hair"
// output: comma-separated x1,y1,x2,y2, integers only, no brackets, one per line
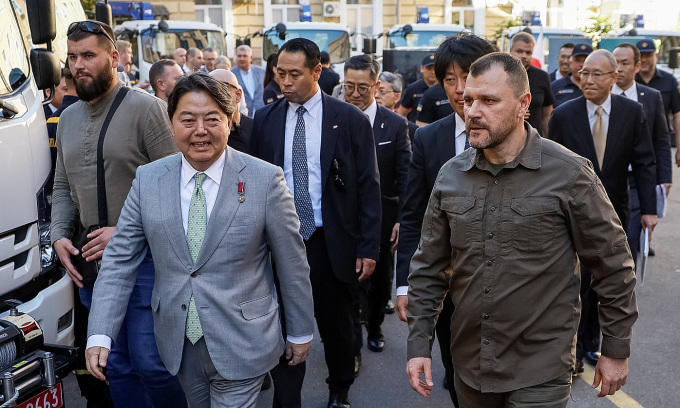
613,42,641,63
561,42,575,51
168,72,235,119
434,33,498,85
469,52,530,97
344,54,380,81
511,32,536,47
278,38,321,71
149,59,179,94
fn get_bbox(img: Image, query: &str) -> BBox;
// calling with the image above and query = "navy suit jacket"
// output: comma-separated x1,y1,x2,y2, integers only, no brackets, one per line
636,84,673,185
232,66,265,117
227,115,253,156
251,91,382,283
373,105,411,243
396,113,461,288
549,95,657,227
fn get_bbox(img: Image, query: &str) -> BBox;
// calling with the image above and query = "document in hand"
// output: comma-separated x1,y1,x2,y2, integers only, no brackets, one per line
656,184,667,218
637,228,649,285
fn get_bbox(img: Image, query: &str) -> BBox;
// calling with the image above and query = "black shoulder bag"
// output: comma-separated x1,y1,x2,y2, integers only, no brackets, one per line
71,87,130,287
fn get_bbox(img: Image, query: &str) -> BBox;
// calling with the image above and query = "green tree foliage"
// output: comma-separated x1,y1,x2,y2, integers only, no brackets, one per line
493,16,522,38
80,0,97,17
580,12,615,43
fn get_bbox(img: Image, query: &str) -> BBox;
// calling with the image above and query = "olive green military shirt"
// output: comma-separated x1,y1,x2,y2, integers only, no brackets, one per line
406,124,638,393
51,81,177,242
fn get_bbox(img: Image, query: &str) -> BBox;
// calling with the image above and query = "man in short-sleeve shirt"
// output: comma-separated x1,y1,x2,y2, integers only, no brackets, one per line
635,39,680,156
415,83,453,126
398,54,438,122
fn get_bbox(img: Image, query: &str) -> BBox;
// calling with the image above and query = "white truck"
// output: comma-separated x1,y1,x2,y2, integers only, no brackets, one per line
0,0,82,349
114,19,229,82
261,22,351,79
1,0,81,404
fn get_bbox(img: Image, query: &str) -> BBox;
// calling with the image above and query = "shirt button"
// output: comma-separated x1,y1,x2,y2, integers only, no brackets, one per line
484,287,491,293
484,339,490,345
490,206,496,211
484,314,490,320
181,304,187,311
488,233,494,239
494,179,499,185
487,260,493,266
191,272,197,278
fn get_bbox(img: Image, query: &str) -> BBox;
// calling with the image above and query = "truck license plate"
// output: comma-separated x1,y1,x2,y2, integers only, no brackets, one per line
18,382,63,408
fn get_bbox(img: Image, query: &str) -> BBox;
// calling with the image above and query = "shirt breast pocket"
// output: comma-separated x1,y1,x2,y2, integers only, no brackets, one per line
508,197,560,256
440,196,479,252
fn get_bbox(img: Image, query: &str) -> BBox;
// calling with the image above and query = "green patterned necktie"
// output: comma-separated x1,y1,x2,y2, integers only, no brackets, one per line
186,172,207,344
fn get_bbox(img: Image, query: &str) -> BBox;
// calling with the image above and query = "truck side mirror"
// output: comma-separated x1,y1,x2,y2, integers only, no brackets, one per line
95,1,113,27
669,48,680,69
30,49,60,90
25,0,56,44
363,38,377,54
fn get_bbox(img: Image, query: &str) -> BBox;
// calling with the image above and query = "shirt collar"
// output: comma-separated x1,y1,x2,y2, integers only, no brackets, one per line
181,149,226,188
586,94,612,117
461,123,542,172
454,113,466,139
362,99,378,127
612,82,637,97
87,80,124,117
287,86,322,120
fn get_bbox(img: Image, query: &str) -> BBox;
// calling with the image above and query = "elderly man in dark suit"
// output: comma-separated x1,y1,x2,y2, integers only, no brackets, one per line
612,43,672,261
395,33,496,406
251,38,381,408
549,49,657,373
210,69,254,155
343,54,411,354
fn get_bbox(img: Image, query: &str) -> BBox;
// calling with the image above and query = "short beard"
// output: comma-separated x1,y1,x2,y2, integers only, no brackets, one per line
467,117,515,150
75,68,115,102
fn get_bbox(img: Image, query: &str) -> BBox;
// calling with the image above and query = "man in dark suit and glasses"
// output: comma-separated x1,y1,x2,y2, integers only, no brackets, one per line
343,54,411,354
612,43,672,262
396,33,497,406
549,49,657,372
251,38,382,408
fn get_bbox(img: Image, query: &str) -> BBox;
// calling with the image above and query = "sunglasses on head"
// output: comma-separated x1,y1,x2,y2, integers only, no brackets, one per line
67,21,116,47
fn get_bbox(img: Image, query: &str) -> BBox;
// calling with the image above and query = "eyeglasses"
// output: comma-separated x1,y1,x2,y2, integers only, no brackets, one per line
67,21,116,47
578,70,616,79
377,89,397,96
343,82,376,96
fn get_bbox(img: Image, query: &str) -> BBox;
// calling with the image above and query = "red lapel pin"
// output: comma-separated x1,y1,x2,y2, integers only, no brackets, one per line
238,182,245,203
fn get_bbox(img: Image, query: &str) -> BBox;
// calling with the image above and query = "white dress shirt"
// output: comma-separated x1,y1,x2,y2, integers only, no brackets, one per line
586,94,612,136
363,99,378,127
239,67,256,97
88,150,311,350
612,82,638,102
182,64,192,74
284,87,324,227
396,113,468,297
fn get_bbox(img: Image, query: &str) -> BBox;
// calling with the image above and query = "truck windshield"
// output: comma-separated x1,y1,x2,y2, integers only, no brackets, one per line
264,29,350,63
388,31,459,48
141,29,227,63
657,36,680,65
1,0,31,94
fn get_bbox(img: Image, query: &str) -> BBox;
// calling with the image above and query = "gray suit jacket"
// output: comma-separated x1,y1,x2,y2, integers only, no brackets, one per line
232,65,265,117
88,148,314,380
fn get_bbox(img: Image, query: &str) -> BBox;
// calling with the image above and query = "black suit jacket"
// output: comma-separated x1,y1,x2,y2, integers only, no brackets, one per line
407,121,419,143
636,84,673,184
251,91,382,283
227,115,253,155
549,95,657,227
373,105,411,243
318,67,340,96
396,113,461,288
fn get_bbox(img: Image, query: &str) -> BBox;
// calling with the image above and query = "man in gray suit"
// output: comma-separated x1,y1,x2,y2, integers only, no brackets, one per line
232,44,265,117
85,73,315,407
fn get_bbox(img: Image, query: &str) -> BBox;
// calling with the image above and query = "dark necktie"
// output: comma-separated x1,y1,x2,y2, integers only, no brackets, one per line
621,90,627,97
464,132,470,150
292,106,316,240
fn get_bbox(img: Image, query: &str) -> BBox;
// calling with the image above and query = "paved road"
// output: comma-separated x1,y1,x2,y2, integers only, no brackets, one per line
63,150,680,407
